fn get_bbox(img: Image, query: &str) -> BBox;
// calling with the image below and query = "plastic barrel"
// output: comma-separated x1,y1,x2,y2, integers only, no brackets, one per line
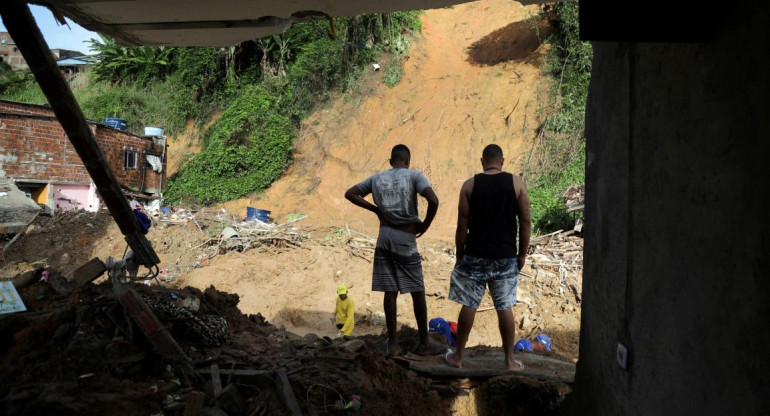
104,117,127,131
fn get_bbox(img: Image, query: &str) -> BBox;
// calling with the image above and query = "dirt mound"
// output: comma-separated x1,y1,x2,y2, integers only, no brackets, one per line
1,209,114,279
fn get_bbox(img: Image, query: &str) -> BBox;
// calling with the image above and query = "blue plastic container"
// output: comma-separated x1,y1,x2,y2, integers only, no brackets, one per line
246,207,271,222
104,117,127,130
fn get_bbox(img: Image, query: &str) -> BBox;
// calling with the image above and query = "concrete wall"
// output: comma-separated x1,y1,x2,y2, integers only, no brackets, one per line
0,100,166,194
569,2,770,415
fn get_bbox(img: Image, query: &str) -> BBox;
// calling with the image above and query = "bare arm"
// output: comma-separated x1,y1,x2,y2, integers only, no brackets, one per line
344,185,383,221
514,175,531,269
416,187,439,238
454,179,473,267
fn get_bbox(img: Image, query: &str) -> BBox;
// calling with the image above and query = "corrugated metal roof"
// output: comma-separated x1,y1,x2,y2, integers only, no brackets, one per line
30,0,544,47
56,58,92,65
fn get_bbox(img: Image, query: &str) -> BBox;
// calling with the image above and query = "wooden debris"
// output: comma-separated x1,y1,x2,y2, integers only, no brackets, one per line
276,369,303,416
563,184,585,212
71,257,107,288
183,391,205,416
192,214,309,262
210,364,222,398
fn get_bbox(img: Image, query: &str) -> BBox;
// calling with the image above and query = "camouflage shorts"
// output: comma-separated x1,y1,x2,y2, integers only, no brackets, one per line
449,255,519,310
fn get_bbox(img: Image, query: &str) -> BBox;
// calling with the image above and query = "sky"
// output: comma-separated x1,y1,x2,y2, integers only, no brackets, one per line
0,5,99,54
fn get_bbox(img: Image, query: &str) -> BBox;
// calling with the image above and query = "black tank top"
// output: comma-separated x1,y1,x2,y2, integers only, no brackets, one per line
465,172,519,259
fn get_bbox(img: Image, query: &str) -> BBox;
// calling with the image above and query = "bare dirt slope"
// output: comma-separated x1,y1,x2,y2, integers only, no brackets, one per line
222,0,551,242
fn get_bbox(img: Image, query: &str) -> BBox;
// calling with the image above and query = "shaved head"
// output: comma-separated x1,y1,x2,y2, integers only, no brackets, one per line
391,144,411,163
482,144,504,162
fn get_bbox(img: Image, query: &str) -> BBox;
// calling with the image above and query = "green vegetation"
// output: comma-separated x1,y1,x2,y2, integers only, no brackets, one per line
0,12,423,205
0,63,44,103
525,2,590,232
382,59,404,88
165,85,294,203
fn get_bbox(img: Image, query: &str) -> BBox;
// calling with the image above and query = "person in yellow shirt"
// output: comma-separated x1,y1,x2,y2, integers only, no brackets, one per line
333,284,355,337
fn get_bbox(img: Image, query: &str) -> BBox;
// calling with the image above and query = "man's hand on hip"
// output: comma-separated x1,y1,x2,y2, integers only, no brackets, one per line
415,221,430,238
517,255,526,270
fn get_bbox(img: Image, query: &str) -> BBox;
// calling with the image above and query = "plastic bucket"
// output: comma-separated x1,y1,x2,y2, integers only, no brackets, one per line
104,117,127,130
246,207,271,222
144,126,164,136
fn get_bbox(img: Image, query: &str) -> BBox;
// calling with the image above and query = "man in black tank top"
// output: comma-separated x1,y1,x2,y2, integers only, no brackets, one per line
444,144,532,371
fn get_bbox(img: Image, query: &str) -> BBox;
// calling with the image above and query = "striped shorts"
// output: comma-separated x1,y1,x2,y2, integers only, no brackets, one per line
372,226,424,293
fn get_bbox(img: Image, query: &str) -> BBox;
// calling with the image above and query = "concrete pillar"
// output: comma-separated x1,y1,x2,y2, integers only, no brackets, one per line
569,3,770,414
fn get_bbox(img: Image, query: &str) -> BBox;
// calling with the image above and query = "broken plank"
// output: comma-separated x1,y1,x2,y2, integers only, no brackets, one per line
183,391,205,416
276,369,303,416
72,257,107,288
210,364,222,398
403,351,575,383
197,368,271,377
110,275,196,386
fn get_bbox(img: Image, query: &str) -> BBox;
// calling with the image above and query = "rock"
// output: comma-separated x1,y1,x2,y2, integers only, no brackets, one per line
340,339,365,353
373,311,387,325
285,331,302,341
175,296,200,311
25,224,36,234
303,333,320,343
59,253,70,265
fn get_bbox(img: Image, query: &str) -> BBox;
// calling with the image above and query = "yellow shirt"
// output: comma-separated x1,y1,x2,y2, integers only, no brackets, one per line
334,297,355,336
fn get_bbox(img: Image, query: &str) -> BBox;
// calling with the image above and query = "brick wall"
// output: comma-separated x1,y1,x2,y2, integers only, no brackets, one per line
0,33,28,71
0,100,166,194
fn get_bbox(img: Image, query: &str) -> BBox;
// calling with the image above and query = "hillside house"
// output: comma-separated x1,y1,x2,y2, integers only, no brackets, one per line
0,99,166,213
0,31,27,70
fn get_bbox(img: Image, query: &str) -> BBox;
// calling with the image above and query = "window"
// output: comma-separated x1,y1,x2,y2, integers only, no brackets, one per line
124,150,138,169
1,37,6,44
13,47,18,52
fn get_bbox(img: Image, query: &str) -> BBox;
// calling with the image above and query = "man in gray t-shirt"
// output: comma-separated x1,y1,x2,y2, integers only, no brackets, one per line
345,144,444,357
355,167,431,226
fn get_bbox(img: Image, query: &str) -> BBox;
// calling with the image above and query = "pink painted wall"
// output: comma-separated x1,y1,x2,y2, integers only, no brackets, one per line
53,183,95,212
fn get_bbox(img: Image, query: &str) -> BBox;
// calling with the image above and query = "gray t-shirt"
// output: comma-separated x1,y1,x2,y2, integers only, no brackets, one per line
356,168,432,226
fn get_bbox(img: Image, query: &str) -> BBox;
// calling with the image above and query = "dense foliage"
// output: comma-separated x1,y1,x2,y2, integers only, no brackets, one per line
526,2,591,232
165,85,295,203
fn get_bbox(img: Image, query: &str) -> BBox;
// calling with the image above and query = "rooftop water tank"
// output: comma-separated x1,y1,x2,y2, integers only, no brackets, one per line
144,126,164,137
104,117,127,131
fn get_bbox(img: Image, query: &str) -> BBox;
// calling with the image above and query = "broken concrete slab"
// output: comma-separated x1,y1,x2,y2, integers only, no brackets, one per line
0,179,41,236
340,339,365,353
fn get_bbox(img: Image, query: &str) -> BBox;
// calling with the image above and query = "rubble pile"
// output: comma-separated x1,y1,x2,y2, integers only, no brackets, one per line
515,231,583,352
152,209,310,269
0,274,451,416
1,209,114,279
